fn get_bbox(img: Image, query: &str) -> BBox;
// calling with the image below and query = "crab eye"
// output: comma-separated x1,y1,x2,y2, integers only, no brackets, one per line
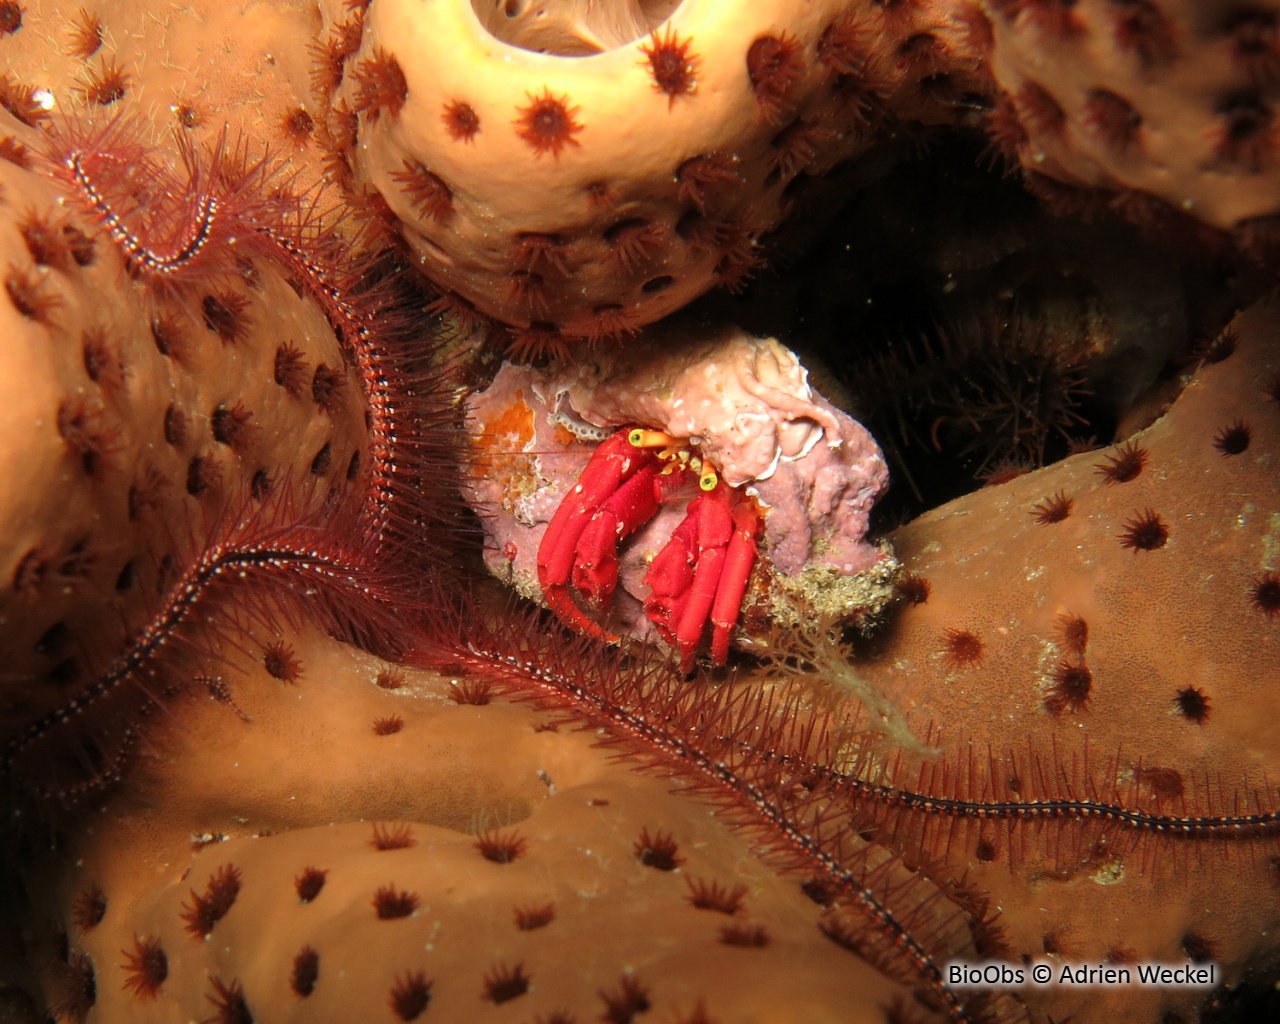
699,469,718,491
628,428,677,449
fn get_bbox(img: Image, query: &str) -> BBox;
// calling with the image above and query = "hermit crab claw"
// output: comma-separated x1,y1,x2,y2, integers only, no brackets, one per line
536,426,762,671
642,479,762,672
536,429,664,644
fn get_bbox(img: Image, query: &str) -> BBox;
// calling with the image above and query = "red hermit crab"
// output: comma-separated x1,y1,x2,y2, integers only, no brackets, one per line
537,427,762,671
464,325,894,669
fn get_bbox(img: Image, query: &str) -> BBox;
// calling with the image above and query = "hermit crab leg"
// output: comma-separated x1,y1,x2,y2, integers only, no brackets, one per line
537,429,660,641
566,429,700,613
710,500,762,663
570,460,664,608
540,426,762,669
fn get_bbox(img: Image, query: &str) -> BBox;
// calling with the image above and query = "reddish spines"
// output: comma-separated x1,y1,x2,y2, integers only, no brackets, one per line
295,867,327,902
310,17,363,96
41,117,459,562
375,669,405,690
514,903,555,930
56,397,115,475
76,56,130,107
0,73,47,127
498,270,543,315
514,88,583,157
940,627,984,669
1174,686,1211,723
894,572,931,605
0,135,31,168
391,159,453,223
512,230,569,274
603,217,663,273
1083,88,1143,151
411,590,1280,1024
639,26,700,106
712,228,763,292
274,343,309,397
721,922,770,947
1057,613,1088,657
1044,660,1092,715
895,32,945,77
48,952,96,1020
769,119,836,180
311,364,345,415
262,639,303,682
675,152,741,211
505,321,569,362
1226,9,1280,86
1251,570,1280,618
475,828,527,864
370,822,415,849
984,94,1029,163
202,290,252,344
180,864,242,937
2,488,416,803
281,106,315,144
1016,81,1065,136
6,265,61,323
65,9,103,59
372,884,419,919
389,971,432,1021
1111,0,1177,66
482,962,530,1004
19,209,92,270
1213,419,1252,455
290,946,319,997
817,11,871,77
72,886,108,931
204,977,252,1024
372,714,404,735
746,33,804,123
43,119,261,291
446,677,493,705
582,303,640,342
442,99,481,141
1118,508,1169,551
351,47,408,120
634,827,682,871
121,936,168,999
686,877,747,914
211,403,254,450
1031,490,1072,524
1214,92,1276,170
599,976,651,1024
1095,440,1148,483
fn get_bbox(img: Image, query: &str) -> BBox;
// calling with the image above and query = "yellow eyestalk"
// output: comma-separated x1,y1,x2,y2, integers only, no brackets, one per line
699,468,719,491
628,428,678,449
